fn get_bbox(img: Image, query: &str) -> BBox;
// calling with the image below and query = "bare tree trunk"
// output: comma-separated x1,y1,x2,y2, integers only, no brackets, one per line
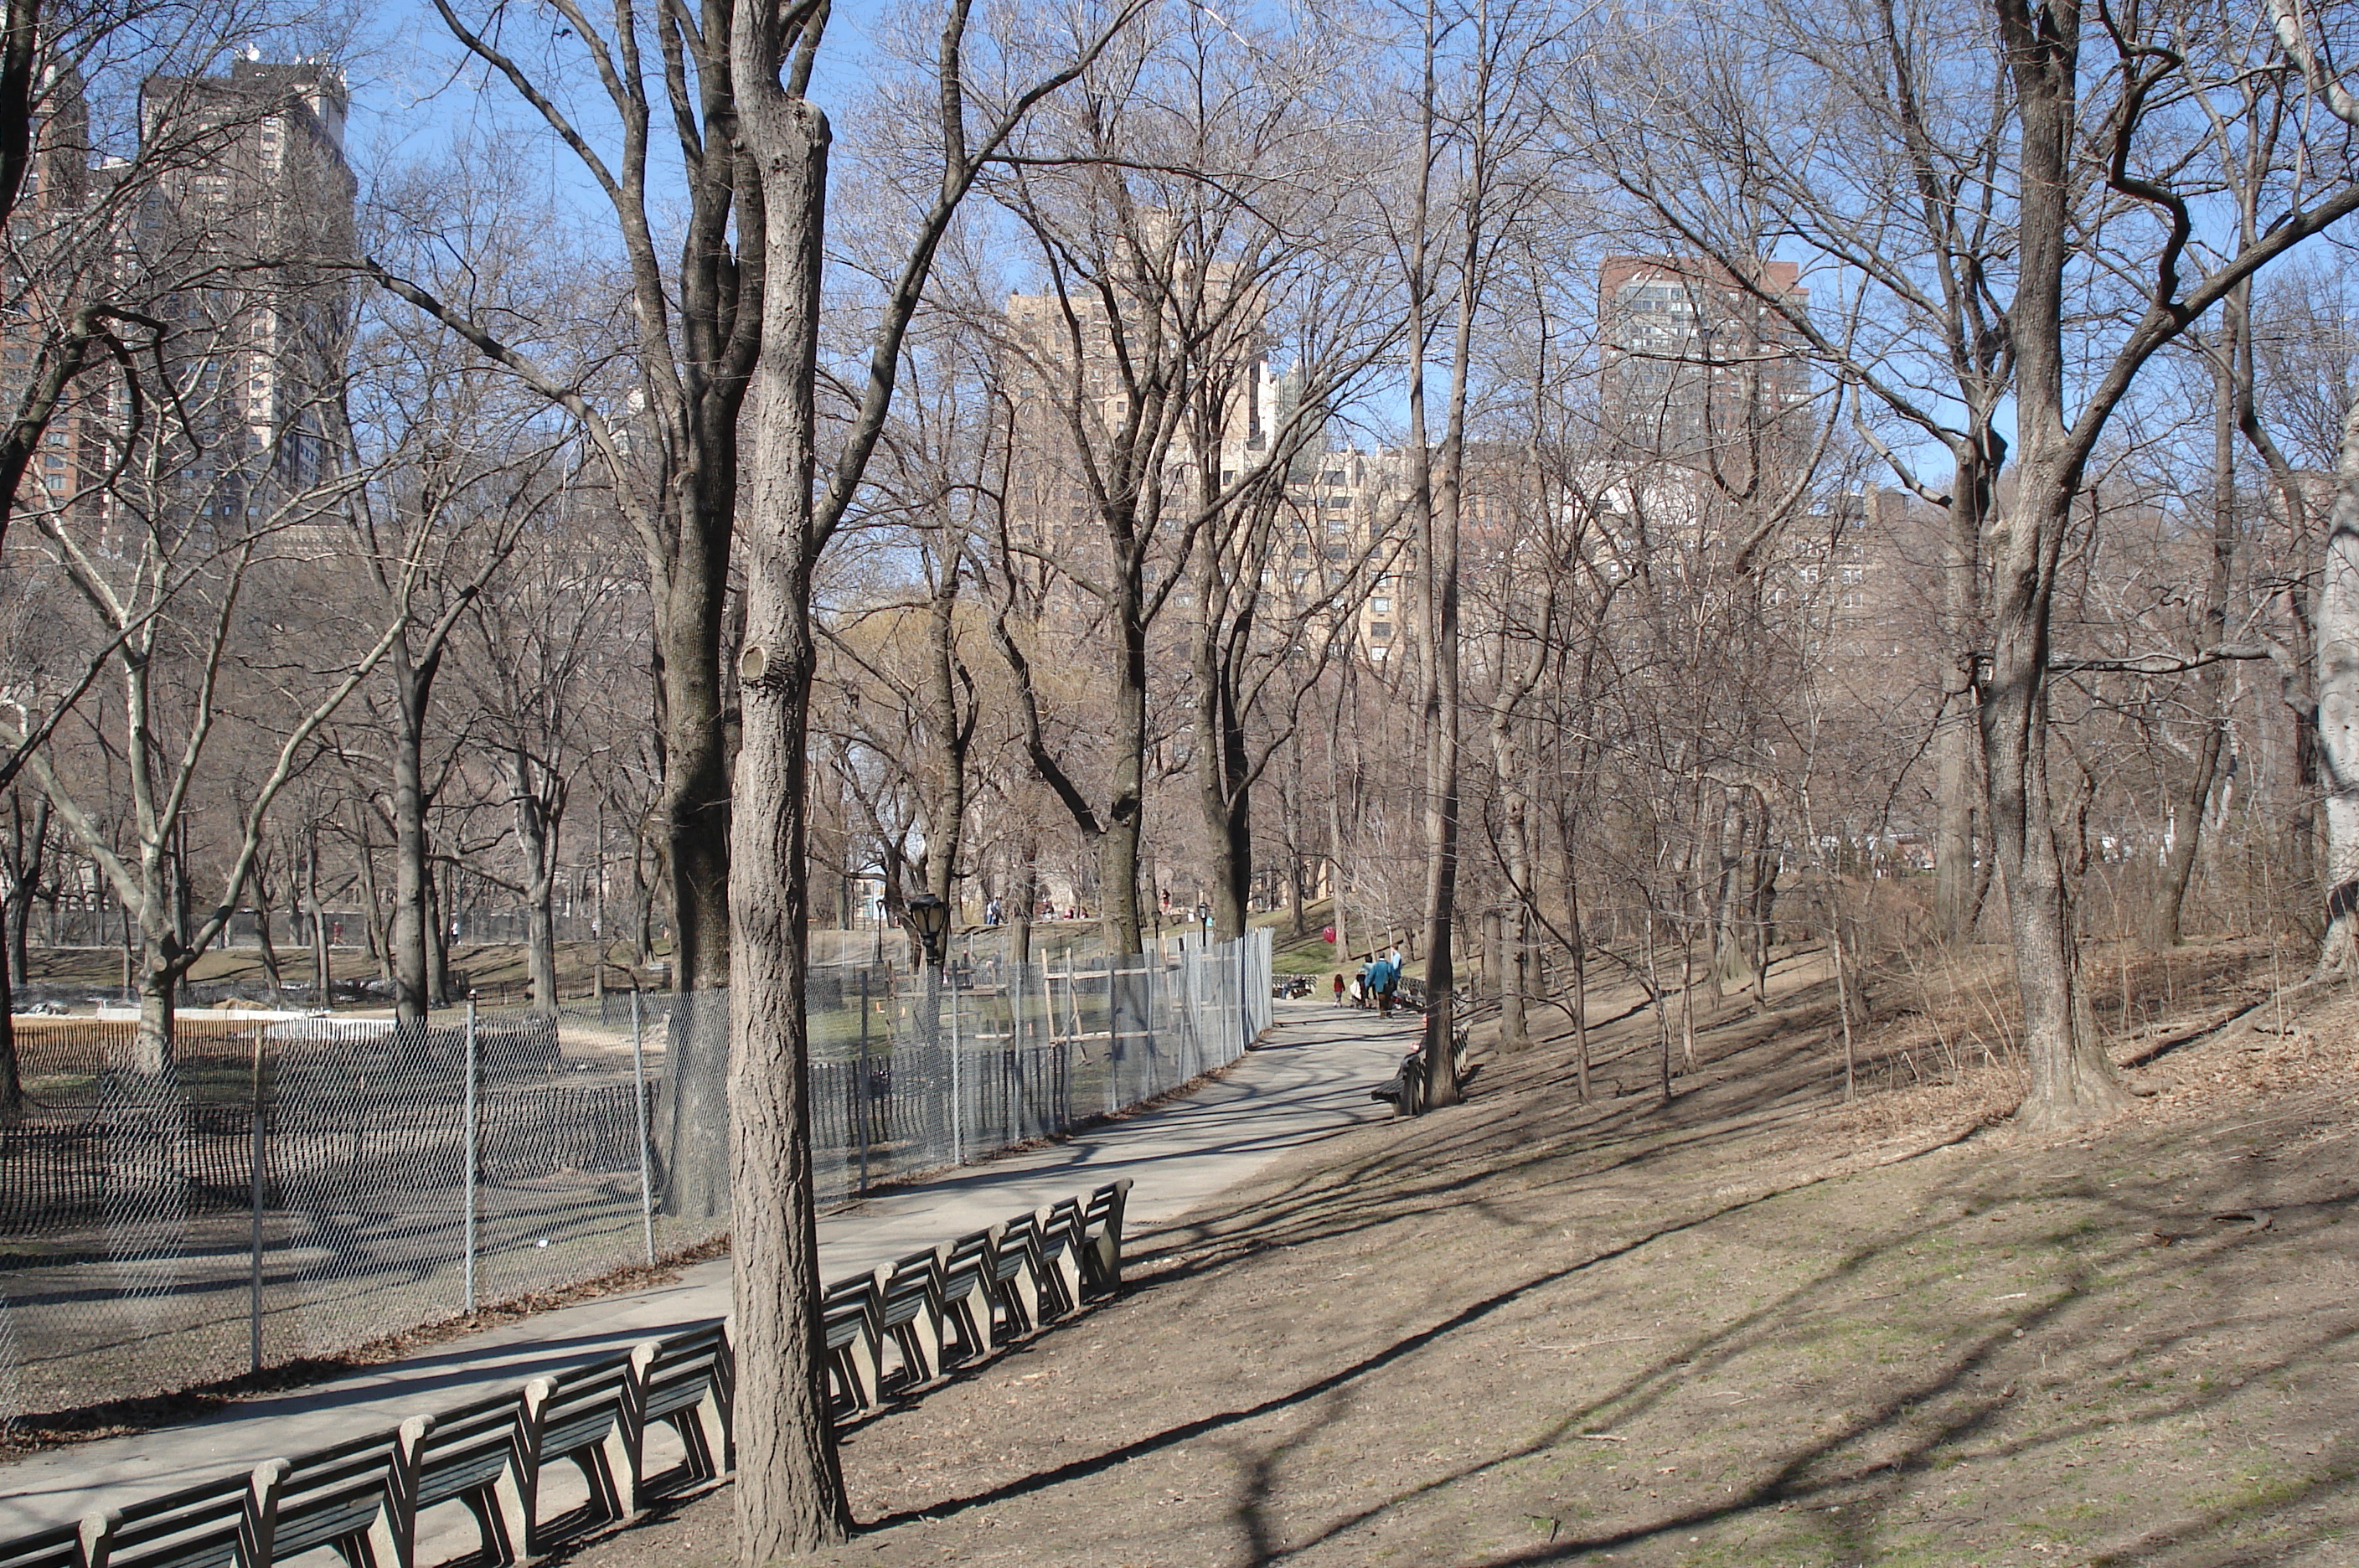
1983,0,2131,1131
2315,384,2359,972
511,750,562,1011
390,651,436,1026
427,861,453,1007
2155,334,2239,947
1324,673,1354,965
307,829,331,1006
0,941,18,1122
1934,448,1996,946
727,12,849,1550
254,889,281,992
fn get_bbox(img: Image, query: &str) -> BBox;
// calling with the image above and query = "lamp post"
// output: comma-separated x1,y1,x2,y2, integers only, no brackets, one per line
905,892,950,968
905,891,957,1163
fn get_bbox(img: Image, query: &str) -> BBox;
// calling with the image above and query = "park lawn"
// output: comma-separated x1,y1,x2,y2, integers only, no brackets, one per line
565,939,2359,1568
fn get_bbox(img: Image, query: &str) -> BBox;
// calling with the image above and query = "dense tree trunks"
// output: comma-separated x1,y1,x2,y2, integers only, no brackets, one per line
1194,659,1253,943
726,6,850,1552
2315,385,2359,972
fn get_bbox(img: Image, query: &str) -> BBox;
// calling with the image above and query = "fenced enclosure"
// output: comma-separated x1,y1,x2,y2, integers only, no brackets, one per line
0,929,1272,1421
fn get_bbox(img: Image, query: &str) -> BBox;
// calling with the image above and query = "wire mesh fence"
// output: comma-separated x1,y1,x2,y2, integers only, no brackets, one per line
0,928,1272,1421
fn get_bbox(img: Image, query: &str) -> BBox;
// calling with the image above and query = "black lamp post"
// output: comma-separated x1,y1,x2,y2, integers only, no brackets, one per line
905,892,950,967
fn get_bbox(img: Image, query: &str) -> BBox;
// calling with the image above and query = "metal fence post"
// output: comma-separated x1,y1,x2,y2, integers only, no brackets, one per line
855,967,871,1194
948,963,963,1167
249,1033,265,1375
631,989,654,1265
463,997,479,1315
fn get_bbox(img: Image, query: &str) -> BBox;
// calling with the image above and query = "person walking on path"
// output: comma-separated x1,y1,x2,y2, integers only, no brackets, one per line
1333,972,1347,1006
1364,953,1399,1017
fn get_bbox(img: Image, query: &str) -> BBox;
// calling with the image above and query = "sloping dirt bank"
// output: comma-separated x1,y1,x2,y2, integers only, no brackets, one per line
567,946,2358,1568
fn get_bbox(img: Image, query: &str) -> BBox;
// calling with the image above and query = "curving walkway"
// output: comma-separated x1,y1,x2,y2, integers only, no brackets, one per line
0,997,1419,1536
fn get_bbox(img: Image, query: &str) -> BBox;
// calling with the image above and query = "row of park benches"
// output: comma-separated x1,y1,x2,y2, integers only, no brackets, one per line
2,1180,1132,1568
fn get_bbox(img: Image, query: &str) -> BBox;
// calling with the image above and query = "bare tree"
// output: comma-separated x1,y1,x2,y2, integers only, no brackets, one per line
726,0,1141,1552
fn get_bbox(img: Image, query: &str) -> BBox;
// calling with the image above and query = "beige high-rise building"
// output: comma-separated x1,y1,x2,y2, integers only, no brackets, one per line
136,56,355,512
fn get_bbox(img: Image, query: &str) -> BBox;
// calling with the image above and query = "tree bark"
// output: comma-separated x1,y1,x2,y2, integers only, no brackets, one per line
728,2,850,1553
2155,334,2239,947
1980,0,2134,1132
2315,384,2359,972
510,748,563,1011
389,647,439,1027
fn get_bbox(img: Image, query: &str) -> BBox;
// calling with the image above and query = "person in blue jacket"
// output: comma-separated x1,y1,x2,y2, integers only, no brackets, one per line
1362,954,1398,1017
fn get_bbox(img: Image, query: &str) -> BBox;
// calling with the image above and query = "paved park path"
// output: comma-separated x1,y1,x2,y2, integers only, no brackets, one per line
0,998,1421,1536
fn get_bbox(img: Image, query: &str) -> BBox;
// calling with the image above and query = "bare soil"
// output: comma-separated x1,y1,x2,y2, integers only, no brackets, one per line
554,938,2358,1567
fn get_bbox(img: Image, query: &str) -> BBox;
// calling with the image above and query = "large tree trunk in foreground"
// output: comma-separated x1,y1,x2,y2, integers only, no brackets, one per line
727,10,850,1554
1982,0,2130,1132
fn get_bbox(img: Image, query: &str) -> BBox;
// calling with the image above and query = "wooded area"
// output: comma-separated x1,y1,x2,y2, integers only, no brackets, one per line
3,0,2359,1555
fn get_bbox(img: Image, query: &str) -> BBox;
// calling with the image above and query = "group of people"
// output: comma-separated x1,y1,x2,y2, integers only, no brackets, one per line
1331,947,1406,1017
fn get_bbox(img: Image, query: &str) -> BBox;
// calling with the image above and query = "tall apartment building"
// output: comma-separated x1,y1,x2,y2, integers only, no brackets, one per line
1270,446,1412,661
1000,231,1280,587
1598,255,1812,475
135,55,355,516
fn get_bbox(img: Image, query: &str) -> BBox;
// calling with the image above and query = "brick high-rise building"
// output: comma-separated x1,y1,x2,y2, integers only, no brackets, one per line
134,55,355,515
1598,255,1812,477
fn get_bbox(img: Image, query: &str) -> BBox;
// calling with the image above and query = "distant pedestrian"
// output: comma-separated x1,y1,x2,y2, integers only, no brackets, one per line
1364,954,1399,1018
1332,972,1346,1006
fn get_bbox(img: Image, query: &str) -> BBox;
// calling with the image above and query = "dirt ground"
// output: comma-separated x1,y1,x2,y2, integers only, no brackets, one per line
552,940,2354,1567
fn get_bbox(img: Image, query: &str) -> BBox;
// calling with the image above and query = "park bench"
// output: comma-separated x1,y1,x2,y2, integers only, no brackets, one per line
1032,1199,1087,1322
410,1389,531,1568
514,1355,637,1550
631,1321,732,1501
820,1270,885,1416
933,1227,999,1369
1079,1179,1131,1297
875,1248,945,1393
0,1523,82,1568
5,1186,1136,1568
986,1211,1046,1345
78,1465,266,1568
261,1424,414,1568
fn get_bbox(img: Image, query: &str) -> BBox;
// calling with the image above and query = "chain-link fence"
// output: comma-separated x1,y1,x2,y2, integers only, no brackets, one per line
0,928,1272,1421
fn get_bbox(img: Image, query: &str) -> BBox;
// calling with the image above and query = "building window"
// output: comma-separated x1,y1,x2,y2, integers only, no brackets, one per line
1371,596,1391,613
1840,563,1864,585
1370,622,1392,639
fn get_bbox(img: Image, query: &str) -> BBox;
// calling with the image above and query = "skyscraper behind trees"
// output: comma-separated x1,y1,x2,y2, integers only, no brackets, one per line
1598,255,1812,476
134,55,354,512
